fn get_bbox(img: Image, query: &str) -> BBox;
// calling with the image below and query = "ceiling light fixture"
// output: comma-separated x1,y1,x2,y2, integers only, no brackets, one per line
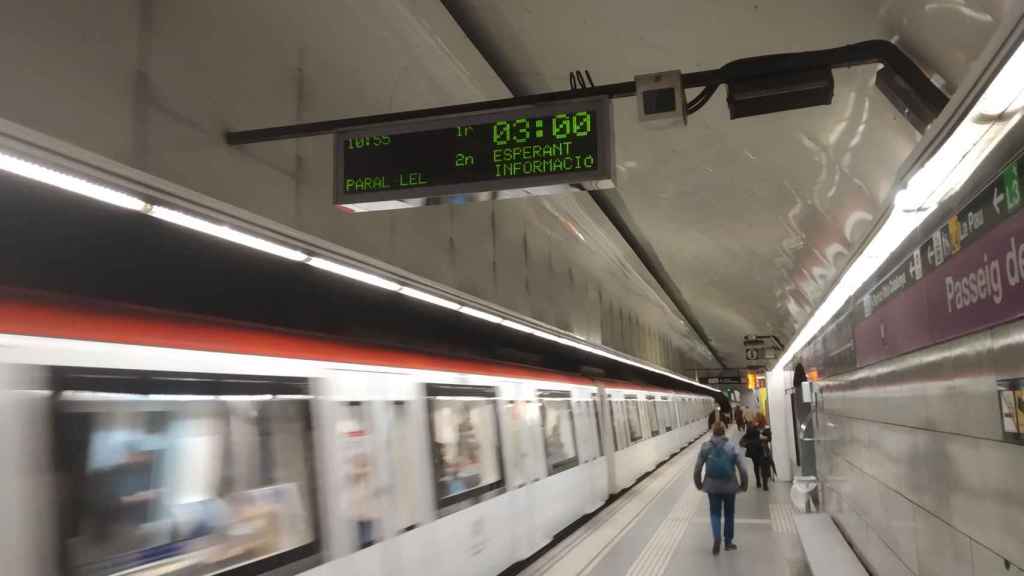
0,151,147,211
398,286,463,311
150,206,308,261
774,39,1024,372
459,306,503,324
307,257,402,291
501,320,537,335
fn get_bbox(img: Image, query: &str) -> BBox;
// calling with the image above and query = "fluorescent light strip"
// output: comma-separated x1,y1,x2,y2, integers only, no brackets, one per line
307,257,402,291
217,394,274,401
147,394,216,401
399,287,462,311
0,151,147,211
775,39,1024,371
61,390,145,400
150,206,307,261
459,306,503,323
502,320,537,335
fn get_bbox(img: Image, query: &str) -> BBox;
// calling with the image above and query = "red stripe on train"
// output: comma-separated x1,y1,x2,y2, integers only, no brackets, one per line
0,289,676,391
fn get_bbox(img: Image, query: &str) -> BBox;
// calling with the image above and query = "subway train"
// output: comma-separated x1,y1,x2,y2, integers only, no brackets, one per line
0,294,715,576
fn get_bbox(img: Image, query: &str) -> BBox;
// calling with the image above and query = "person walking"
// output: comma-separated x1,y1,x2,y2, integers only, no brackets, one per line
694,420,748,555
734,405,745,432
741,414,770,491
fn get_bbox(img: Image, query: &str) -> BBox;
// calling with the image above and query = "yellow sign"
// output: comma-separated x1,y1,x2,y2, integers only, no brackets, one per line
948,216,962,254
746,372,756,390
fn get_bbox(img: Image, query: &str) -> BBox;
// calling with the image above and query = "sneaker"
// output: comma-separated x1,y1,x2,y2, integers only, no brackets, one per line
713,540,721,556
725,543,738,551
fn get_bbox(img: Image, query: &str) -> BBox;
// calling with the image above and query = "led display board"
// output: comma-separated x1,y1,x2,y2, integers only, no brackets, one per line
334,97,613,210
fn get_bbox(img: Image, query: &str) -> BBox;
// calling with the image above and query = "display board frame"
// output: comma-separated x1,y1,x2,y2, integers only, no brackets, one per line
333,97,614,209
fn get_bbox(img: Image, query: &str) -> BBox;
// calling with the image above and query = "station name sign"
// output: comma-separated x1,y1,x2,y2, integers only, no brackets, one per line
335,97,614,211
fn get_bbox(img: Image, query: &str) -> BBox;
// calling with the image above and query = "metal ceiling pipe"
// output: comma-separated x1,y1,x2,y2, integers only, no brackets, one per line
224,40,946,145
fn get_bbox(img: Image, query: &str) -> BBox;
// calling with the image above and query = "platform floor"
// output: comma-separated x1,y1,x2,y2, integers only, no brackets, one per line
522,427,810,576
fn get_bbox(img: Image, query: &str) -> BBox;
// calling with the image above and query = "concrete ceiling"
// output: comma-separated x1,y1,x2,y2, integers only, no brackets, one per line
441,0,1023,368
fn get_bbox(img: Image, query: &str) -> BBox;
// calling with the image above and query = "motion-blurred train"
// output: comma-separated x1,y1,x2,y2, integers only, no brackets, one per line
0,294,714,576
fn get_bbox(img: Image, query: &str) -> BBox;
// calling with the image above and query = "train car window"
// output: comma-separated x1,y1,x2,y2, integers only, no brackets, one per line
646,396,660,437
538,391,579,474
625,396,643,443
426,384,504,517
590,394,603,457
53,368,318,576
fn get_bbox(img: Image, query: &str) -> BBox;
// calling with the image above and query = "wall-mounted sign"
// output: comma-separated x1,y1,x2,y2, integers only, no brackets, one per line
699,375,743,386
335,97,614,211
998,379,1024,441
854,155,1024,367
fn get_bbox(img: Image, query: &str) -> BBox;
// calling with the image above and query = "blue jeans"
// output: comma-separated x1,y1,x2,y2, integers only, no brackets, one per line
708,493,736,544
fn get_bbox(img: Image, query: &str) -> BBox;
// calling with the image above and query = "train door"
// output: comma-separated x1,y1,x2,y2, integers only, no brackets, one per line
383,399,420,534
337,400,382,550
624,395,643,445
319,370,429,564
0,364,55,576
594,386,616,495
572,389,596,464
589,392,603,458
496,380,544,558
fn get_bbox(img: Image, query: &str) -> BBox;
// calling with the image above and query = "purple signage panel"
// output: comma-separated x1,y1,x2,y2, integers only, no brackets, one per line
926,212,1024,342
849,157,1024,369
854,210,1024,366
854,281,932,367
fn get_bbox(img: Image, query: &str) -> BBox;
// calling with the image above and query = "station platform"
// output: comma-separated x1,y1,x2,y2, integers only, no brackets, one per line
520,428,810,576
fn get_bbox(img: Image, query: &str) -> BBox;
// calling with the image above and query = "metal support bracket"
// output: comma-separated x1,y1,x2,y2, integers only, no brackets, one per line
225,40,947,146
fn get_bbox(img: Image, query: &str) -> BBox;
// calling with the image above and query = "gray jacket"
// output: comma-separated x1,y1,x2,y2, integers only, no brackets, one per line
693,435,748,495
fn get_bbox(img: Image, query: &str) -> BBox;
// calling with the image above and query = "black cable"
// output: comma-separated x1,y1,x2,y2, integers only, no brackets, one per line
685,84,718,115
570,69,596,91
688,84,712,113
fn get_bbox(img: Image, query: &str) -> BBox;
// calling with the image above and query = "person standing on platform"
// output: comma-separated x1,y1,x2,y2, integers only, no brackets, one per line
694,421,748,555
734,405,745,432
707,408,717,430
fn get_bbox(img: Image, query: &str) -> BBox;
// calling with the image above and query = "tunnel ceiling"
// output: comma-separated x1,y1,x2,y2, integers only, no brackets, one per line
440,0,1021,368
0,1,1020,377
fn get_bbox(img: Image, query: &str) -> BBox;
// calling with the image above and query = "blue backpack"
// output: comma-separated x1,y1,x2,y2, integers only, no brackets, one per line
706,443,734,480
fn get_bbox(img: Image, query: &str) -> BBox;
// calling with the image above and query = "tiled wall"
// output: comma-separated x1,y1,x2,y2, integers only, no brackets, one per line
817,318,1024,576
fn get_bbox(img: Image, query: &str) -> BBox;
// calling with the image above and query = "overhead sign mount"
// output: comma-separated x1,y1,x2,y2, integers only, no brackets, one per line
334,97,614,210
224,40,946,210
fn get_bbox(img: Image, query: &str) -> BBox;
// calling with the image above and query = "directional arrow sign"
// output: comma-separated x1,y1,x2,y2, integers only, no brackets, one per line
994,187,1005,214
